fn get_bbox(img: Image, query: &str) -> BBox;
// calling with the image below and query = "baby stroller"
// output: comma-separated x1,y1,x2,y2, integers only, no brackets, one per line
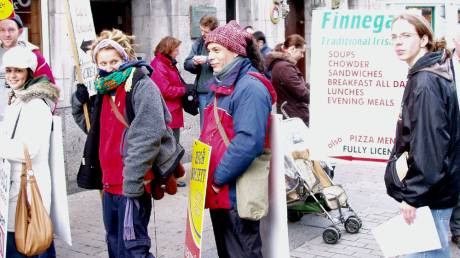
279,103,362,244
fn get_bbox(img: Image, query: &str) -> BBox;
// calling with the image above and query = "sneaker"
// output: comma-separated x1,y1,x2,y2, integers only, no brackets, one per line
452,235,460,249
177,181,186,187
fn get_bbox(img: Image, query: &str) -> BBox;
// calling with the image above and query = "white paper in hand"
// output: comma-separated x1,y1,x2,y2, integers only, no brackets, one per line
396,152,408,181
372,206,441,257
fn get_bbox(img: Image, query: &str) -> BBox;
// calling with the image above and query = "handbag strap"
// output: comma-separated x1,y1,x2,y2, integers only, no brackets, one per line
10,108,22,139
23,144,32,173
213,96,230,147
108,95,130,128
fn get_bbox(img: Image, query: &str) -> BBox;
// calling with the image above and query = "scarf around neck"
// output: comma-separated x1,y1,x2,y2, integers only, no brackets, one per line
95,67,134,94
214,56,243,82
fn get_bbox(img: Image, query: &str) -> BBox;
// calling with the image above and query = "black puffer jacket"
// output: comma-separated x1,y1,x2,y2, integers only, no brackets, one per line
385,50,460,209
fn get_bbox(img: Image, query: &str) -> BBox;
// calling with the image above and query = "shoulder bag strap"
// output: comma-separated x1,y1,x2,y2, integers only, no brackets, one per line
23,144,32,174
11,108,22,139
213,96,230,147
108,96,130,129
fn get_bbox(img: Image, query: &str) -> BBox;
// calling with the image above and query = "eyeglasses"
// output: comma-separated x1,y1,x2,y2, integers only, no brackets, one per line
293,47,306,53
391,33,419,42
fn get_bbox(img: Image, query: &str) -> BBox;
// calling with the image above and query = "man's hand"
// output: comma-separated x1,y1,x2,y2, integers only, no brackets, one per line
400,201,417,224
211,184,221,194
192,55,207,65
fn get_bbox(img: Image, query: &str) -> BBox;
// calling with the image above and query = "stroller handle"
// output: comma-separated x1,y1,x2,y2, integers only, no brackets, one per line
280,101,290,119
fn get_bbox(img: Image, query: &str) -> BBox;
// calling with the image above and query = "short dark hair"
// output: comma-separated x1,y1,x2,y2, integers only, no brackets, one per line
253,31,266,43
199,15,218,30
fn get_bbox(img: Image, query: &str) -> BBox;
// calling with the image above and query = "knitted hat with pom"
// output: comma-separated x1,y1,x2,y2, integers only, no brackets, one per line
205,20,252,57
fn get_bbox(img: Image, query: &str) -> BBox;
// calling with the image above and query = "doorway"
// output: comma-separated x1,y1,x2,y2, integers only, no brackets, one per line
285,0,305,77
90,0,132,35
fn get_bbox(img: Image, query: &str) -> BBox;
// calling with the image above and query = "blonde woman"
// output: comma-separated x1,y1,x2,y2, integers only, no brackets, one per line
72,29,183,258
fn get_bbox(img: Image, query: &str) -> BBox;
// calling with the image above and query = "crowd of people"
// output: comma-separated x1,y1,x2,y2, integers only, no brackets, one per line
0,10,460,258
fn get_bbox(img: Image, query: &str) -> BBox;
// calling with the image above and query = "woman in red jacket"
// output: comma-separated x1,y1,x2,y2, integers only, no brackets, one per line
150,36,187,186
150,37,186,142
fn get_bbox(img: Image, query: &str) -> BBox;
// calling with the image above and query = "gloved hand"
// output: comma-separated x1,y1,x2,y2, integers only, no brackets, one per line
75,83,89,104
174,162,185,179
151,174,177,200
151,162,185,200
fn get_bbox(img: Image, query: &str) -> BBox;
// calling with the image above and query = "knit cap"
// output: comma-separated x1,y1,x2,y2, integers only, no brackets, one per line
9,14,23,29
205,20,252,57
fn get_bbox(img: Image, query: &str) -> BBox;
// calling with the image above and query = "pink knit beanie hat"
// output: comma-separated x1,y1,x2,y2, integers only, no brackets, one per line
205,20,252,57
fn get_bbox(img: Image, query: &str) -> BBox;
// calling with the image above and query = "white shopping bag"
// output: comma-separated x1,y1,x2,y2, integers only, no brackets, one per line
49,116,72,246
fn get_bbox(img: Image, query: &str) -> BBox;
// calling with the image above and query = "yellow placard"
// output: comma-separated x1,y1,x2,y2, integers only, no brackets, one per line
186,140,211,251
0,0,13,20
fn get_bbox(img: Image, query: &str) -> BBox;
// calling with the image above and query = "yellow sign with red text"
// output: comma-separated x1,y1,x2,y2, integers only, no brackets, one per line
184,140,211,258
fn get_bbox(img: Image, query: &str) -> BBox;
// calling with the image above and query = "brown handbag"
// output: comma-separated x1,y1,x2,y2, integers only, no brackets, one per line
15,145,53,256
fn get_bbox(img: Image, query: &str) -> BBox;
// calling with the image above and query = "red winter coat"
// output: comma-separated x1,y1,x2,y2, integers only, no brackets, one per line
150,53,186,128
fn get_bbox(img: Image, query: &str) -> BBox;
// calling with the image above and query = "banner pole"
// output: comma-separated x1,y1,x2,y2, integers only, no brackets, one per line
64,0,91,132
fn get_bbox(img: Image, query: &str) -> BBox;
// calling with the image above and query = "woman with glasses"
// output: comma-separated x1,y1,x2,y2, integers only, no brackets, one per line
385,13,460,258
266,34,310,126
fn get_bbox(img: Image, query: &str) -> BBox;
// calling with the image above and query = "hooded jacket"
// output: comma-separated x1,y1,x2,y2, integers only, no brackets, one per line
0,77,59,231
72,65,183,197
199,58,275,210
0,41,56,122
266,51,310,125
385,50,460,209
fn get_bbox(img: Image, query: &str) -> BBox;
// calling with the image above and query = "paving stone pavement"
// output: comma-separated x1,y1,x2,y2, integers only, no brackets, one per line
55,163,460,258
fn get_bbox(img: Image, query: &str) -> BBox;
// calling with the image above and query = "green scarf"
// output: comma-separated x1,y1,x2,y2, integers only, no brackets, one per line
95,67,134,94
21,76,50,90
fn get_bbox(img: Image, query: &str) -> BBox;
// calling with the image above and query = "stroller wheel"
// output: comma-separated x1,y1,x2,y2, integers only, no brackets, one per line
323,227,341,244
345,216,361,234
287,210,303,222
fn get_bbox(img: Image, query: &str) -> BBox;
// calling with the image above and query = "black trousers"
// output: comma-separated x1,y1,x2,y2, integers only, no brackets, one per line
210,208,263,258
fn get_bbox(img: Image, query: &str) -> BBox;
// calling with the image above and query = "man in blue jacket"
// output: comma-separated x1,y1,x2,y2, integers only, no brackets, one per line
199,21,276,258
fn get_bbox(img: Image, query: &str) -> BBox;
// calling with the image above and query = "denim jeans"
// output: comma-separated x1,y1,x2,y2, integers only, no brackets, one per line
6,232,56,258
102,192,155,258
198,93,208,130
405,208,453,258
450,196,460,236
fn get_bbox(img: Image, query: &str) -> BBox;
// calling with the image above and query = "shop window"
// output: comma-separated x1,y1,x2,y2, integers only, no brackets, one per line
14,0,42,50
